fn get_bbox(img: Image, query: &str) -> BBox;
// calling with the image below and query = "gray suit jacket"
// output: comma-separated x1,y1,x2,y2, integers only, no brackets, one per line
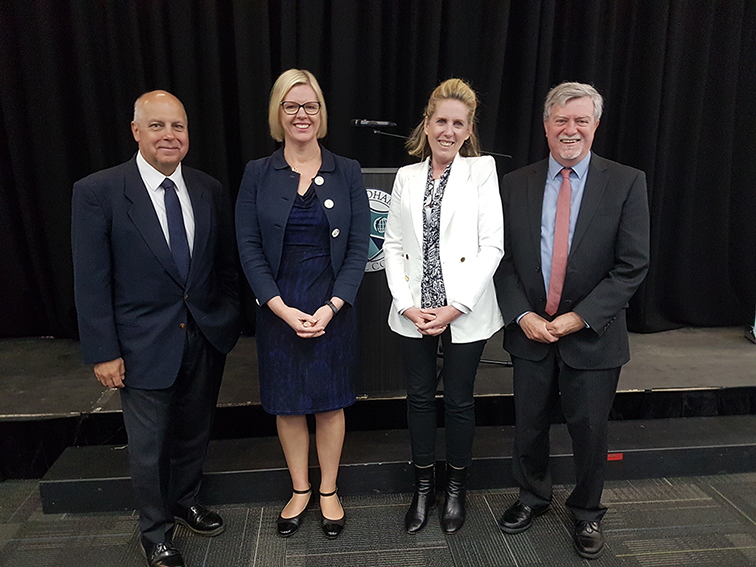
494,154,650,370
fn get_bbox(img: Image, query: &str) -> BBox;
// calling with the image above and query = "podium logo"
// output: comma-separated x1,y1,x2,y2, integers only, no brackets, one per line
365,188,391,272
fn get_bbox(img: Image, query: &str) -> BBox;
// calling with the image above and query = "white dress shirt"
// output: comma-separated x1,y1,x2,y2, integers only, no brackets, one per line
136,151,195,255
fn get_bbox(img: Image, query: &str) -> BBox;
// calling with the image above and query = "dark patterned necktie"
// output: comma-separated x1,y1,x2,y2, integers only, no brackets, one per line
161,178,190,283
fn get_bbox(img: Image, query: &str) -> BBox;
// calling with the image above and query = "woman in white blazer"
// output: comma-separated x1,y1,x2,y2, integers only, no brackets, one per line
384,79,504,535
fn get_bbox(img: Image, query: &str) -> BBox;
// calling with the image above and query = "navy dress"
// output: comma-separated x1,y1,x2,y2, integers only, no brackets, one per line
256,185,357,415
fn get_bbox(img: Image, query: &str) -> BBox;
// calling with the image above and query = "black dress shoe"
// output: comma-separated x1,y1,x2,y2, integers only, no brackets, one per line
277,485,312,538
174,503,225,537
319,488,345,539
573,520,604,559
498,500,549,534
140,537,185,567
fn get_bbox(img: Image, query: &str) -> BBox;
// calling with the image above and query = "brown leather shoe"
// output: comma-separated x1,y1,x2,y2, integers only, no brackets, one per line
174,503,225,536
498,500,549,533
573,520,604,559
140,537,185,567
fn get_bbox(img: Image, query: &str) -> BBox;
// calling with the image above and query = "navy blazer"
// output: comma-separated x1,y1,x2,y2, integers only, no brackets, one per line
235,147,370,307
494,154,650,370
72,156,242,389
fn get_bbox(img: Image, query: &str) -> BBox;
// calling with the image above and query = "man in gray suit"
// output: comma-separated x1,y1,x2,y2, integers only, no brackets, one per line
494,82,650,559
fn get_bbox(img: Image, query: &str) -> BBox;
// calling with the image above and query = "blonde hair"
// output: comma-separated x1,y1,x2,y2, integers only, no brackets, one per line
406,78,481,160
268,69,328,142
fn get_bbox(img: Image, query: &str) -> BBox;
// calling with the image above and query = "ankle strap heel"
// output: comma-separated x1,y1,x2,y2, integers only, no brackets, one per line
319,487,345,539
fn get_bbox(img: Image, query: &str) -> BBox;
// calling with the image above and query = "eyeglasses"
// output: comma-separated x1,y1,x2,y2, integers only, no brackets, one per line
280,101,321,115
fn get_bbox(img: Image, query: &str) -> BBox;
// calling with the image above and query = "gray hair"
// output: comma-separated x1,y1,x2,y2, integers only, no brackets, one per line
543,82,603,122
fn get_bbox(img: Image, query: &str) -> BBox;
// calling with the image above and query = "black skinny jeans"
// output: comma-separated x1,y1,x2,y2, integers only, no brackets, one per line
398,328,486,469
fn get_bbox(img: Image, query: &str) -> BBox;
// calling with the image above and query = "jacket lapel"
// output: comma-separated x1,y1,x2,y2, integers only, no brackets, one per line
124,159,184,286
526,160,548,254
570,155,609,258
409,159,427,245
440,155,470,235
312,147,336,228
184,168,211,284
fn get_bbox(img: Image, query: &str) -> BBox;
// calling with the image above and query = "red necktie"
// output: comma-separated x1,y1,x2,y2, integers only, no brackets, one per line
545,168,572,316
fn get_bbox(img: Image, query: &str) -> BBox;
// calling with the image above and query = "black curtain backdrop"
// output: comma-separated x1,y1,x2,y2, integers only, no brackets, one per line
1,0,754,339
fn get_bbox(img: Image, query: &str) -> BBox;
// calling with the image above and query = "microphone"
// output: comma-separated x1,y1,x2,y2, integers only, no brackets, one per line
351,119,397,128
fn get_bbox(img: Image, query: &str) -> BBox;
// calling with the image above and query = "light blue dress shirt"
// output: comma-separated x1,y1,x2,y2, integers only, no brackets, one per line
540,152,591,293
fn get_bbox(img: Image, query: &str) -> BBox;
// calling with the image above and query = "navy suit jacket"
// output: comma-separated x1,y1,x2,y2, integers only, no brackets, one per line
72,156,242,389
494,154,650,370
235,147,370,307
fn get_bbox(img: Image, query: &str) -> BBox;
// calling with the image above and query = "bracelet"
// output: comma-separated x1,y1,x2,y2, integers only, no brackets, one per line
326,300,339,314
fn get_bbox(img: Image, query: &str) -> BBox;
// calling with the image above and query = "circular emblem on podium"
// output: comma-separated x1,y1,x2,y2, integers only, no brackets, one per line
365,188,391,272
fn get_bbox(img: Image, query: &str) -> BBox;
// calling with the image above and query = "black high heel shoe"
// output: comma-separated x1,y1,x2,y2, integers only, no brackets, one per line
277,485,311,538
319,488,345,539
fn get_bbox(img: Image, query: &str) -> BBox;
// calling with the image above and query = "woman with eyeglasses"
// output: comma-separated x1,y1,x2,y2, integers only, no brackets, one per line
383,78,504,534
236,69,369,540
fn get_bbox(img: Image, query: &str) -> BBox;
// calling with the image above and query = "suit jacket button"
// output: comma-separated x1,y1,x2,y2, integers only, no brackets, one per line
184,294,189,300
539,296,545,302
405,254,409,260
405,275,409,281
314,175,324,185
535,266,541,273
179,323,186,329
331,228,340,237
324,198,334,208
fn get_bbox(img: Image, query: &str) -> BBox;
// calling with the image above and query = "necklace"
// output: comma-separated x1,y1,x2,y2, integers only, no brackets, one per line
286,150,320,174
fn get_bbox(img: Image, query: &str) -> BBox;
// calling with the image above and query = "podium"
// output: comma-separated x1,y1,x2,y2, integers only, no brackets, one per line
354,168,405,397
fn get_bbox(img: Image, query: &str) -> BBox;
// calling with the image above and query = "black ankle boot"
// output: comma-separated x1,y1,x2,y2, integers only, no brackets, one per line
405,465,435,534
441,465,467,534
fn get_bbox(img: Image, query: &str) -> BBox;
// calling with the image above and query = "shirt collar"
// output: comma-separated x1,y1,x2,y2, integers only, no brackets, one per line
548,151,591,180
136,151,183,192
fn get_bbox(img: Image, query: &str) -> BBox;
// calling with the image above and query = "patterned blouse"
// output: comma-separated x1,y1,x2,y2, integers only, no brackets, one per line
420,161,452,308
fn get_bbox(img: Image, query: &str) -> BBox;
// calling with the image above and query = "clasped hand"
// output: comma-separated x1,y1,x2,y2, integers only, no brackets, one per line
403,305,463,336
266,296,337,338
282,305,334,338
519,311,586,343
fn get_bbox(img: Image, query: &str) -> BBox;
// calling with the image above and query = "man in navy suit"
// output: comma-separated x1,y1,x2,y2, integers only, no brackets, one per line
72,91,241,567
494,83,650,559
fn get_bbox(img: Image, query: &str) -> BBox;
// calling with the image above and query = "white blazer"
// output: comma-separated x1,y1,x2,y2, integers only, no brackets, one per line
384,154,504,343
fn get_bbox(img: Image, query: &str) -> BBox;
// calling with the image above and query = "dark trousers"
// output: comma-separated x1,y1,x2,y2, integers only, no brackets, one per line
120,318,226,543
511,348,620,522
398,329,486,468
